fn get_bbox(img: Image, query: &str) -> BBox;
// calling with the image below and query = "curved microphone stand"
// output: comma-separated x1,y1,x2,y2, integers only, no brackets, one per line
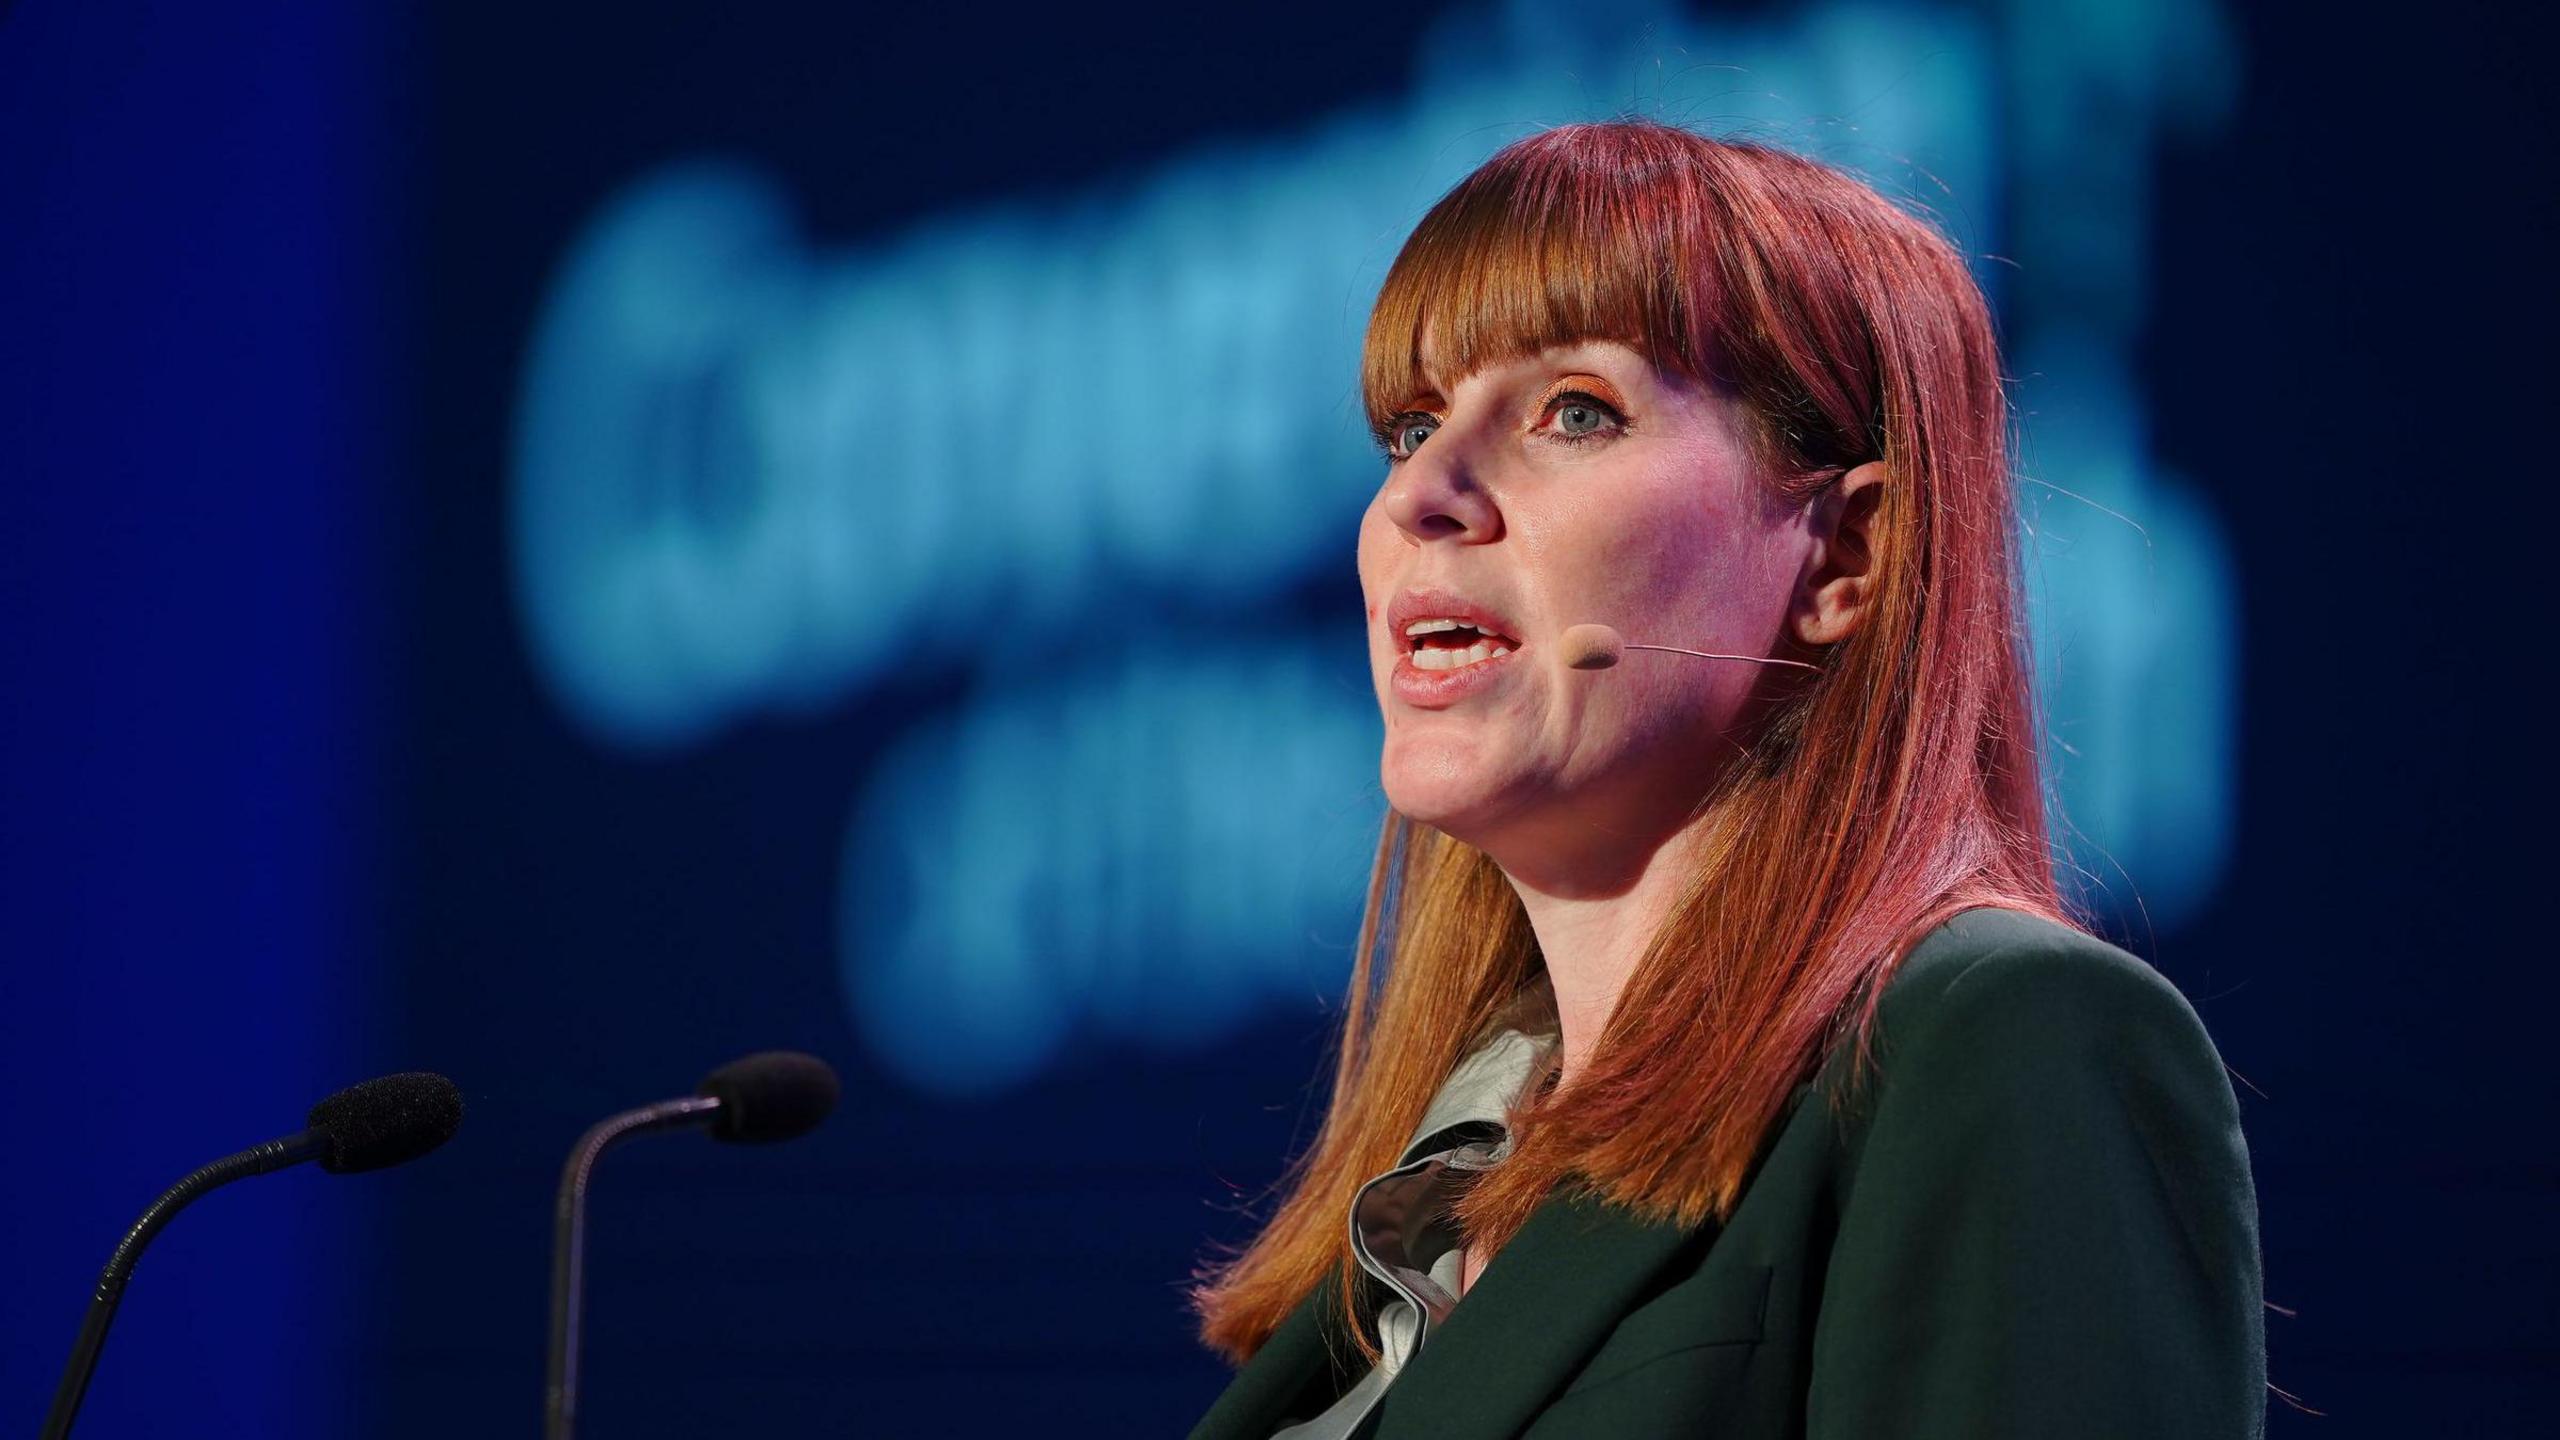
43,1134,326,1439
545,1096,722,1440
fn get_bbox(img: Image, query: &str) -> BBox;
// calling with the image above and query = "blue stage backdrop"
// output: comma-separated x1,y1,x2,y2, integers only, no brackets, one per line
0,3,403,1436
2,1,2550,1436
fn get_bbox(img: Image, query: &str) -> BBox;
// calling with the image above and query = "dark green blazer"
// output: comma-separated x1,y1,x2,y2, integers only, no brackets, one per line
1191,906,2265,1439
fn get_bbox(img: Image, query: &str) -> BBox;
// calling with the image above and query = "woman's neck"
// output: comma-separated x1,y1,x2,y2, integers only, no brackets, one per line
1499,813,1716,1088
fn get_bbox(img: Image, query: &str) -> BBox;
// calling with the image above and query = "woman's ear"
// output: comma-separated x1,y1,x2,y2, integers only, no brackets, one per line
1787,461,1888,649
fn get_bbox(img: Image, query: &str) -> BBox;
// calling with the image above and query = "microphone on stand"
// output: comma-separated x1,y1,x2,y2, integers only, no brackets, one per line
546,1051,840,1440
42,1072,466,1440
1558,622,1823,673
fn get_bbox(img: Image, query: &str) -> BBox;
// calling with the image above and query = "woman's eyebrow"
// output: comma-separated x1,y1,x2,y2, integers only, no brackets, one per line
1417,348,1621,411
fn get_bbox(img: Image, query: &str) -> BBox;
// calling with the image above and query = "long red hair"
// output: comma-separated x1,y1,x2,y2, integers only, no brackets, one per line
1192,120,2085,1365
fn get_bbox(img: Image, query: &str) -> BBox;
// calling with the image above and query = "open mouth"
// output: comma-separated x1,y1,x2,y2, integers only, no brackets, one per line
1404,618,1521,671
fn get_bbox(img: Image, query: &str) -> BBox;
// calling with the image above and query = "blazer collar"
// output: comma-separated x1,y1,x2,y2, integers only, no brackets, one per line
1367,1186,1706,1437
1189,1185,1708,1440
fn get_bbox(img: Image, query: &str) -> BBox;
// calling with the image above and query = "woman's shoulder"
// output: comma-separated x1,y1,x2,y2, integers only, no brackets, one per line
1803,929,2267,1437
1847,904,2240,1124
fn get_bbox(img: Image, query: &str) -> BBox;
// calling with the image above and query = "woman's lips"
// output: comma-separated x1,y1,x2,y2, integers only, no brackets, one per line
1390,639,1525,708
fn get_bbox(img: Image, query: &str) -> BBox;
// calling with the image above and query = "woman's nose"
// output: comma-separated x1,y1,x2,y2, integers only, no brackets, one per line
1378,440,1503,545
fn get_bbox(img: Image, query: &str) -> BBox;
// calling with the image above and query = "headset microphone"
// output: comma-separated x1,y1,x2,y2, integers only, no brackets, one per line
1559,622,1822,673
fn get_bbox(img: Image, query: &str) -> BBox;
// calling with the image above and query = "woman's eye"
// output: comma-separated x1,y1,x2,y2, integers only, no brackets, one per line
1386,413,1440,459
1544,391,1624,442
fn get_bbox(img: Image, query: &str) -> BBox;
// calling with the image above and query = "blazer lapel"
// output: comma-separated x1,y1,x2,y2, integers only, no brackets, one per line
1368,1186,1709,1438
1188,1269,1348,1440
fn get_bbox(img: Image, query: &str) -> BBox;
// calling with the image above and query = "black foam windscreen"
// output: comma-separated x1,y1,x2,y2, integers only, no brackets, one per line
695,1051,839,1144
304,1072,465,1174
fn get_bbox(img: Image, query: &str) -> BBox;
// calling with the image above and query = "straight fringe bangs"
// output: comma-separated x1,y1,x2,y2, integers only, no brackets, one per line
1195,122,2086,1367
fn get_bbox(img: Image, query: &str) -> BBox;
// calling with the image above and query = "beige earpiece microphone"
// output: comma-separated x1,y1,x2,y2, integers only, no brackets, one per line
1558,623,1822,673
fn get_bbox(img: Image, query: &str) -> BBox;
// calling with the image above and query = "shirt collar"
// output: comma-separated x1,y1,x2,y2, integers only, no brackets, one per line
1398,1025,1559,1164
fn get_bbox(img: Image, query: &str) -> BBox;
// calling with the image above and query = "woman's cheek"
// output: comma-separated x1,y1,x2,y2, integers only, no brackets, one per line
1355,509,1400,595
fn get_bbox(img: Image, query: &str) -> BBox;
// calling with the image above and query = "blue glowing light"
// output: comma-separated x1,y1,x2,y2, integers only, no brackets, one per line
838,633,1380,1097
511,0,2241,1093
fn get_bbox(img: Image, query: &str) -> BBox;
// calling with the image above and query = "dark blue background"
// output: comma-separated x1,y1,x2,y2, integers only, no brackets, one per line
2,1,2549,1435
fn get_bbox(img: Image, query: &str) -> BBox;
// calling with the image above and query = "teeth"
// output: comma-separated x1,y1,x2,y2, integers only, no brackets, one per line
1405,617,1468,637
1410,640,1514,671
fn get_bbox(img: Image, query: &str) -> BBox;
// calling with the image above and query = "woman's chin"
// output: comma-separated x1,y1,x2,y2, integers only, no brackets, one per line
1380,754,1529,843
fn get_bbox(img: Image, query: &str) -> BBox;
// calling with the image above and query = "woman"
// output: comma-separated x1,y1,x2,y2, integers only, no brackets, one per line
1186,122,2264,1438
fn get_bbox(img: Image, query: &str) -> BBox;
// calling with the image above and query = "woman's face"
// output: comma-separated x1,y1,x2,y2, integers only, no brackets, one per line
1356,337,1819,884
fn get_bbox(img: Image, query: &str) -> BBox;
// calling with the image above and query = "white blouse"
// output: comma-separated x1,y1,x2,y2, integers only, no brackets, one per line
1269,1024,1560,1440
